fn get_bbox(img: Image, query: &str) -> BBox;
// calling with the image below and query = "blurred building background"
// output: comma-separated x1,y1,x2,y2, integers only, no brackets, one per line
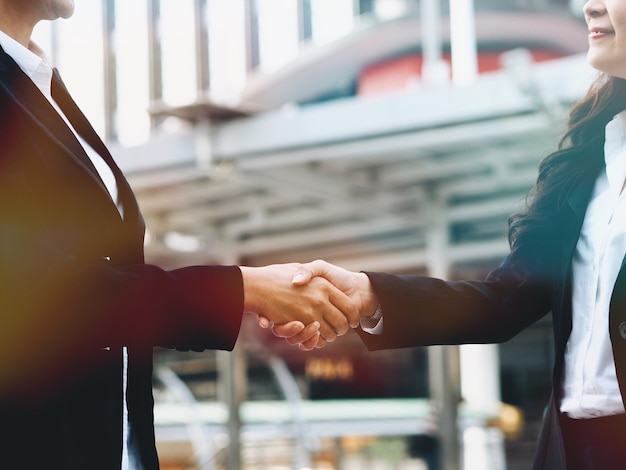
34,0,593,469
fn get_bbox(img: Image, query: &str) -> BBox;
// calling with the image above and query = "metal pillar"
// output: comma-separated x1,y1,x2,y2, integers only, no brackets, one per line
426,193,461,470
147,0,163,128
420,0,450,85
217,246,246,470
102,0,118,142
194,0,211,94
429,345,462,470
218,347,246,470
297,0,313,43
243,0,260,74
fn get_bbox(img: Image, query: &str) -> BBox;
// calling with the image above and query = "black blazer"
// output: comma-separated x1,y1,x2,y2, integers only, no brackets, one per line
359,154,626,469
0,46,244,468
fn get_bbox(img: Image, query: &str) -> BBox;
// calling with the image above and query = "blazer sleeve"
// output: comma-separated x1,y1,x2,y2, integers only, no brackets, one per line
0,175,244,347
357,256,553,350
0,177,245,400
0,130,244,399
0,69,244,402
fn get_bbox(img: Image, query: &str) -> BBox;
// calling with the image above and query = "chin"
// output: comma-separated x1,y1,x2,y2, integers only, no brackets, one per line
55,0,75,19
58,8,75,19
586,50,626,79
587,56,611,77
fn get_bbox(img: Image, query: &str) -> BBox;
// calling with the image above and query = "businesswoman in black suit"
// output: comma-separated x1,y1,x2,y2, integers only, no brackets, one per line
0,1,357,468
288,0,626,468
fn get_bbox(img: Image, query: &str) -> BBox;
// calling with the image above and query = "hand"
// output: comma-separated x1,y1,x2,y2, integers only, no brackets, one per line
241,263,359,344
292,260,379,318
270,260,380,342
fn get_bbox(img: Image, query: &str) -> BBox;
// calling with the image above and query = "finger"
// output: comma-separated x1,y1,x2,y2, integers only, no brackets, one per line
271,321,305,338
257,315,271,329
318,322,338,342
276,321,320,346
319,316,345,340
299,333,320,351
303,288,348,341
328,283,360,328
315,336,327,349
312,281,354,336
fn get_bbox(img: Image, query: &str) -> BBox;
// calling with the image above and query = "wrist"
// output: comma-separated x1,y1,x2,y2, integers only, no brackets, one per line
240,266,263,315
360,304,383,329
357,272,379,318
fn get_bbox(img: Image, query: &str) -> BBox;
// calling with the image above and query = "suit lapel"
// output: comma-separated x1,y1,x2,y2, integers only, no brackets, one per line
51,69,114,174
555,168,598,287
0,46,141,229
551,161,601,367
0,48,111,192
50,68,140,224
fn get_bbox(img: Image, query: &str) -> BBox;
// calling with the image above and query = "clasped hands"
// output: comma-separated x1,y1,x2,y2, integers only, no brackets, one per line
240,260,379,351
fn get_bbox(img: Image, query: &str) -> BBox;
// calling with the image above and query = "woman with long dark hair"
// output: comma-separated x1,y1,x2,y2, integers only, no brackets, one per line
282,1,626,467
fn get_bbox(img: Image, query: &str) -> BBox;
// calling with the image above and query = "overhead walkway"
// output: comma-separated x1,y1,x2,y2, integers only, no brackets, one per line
112,53,592,274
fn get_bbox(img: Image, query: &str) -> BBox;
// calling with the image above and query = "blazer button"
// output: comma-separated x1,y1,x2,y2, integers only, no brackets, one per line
620,322,626,340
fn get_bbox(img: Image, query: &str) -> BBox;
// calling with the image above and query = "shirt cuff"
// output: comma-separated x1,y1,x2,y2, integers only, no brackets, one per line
360,304,383,334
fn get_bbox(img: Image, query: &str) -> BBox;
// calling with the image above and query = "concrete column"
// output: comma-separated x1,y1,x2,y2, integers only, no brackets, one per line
449,0,478,87
460,344,501,416
460,343,506,470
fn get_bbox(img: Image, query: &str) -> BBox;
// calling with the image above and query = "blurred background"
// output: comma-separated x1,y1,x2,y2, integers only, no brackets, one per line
34,0,593,468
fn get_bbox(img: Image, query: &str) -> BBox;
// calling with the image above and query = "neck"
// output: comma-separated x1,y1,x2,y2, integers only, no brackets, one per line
0,5,37,47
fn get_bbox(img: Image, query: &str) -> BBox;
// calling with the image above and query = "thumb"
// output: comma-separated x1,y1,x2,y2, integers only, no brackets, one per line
291,264,314,285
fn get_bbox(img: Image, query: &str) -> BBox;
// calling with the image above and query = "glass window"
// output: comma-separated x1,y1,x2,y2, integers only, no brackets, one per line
115,1,151,146
310,0,355,45
256,0,299,73
208,0,248,103
160,0,197,105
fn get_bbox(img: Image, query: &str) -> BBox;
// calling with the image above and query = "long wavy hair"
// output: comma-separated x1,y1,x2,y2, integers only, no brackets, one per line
508,74,626,278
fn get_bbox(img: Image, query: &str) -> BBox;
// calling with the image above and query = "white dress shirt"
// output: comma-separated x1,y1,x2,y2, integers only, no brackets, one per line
561,110,626,418
0,31,140,469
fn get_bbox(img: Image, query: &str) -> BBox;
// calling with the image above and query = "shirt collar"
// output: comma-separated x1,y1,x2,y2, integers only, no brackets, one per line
603,110,626,196
0,29,53,99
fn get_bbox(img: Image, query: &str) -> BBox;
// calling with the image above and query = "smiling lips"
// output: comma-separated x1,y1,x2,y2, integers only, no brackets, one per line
589,28,614,38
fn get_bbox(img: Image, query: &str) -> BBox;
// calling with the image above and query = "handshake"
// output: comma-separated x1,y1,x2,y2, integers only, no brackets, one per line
240,260,380,351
